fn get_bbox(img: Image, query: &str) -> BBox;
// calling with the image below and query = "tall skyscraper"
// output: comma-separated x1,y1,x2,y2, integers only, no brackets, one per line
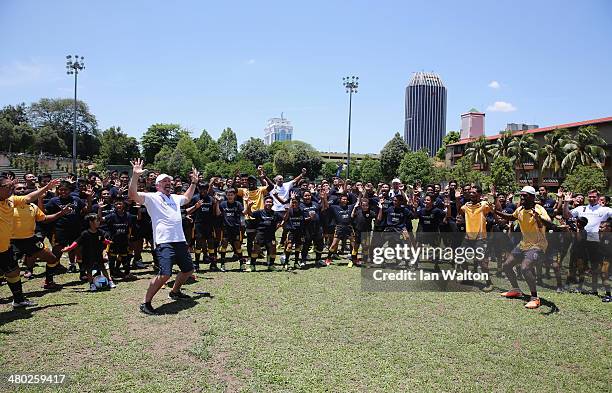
264,113,293,145
404,72,447,155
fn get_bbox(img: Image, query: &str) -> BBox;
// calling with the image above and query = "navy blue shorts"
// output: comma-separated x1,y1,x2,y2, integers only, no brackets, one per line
156,242,194,276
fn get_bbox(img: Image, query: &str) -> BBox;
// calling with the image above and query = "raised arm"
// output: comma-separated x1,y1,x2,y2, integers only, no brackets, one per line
24,178,60,204
292,168,307,186
128,159,146,205
562,192,573,219
257,166,274,192
182,167,199,203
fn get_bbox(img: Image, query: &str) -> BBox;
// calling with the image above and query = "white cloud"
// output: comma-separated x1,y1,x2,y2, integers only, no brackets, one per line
0,61,44,87
246,59,255,65
488,80,500,89
487,101,517,112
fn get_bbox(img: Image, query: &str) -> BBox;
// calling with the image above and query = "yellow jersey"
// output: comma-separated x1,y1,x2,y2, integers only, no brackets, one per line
238,186,269,220
513,204,550,251
461,201,492,240
0,196,28,252
12,203,46,240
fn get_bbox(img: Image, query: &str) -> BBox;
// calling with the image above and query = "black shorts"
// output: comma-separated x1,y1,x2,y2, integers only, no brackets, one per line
511,245,543,263
222,227,242,243
108,243,130,256
334,225,354,240
54,229,80,247
255,232,276,246
194,223,214,239
0,247,18,275
11,237,46,258
287,231,304,246
354,231,371,245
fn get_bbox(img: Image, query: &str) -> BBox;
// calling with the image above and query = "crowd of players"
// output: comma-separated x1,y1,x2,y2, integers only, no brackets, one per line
1,164,611,311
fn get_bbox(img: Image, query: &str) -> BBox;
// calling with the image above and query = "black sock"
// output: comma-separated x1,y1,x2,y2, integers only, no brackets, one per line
531,291,538,298
45,264,56,282
8,280,25,303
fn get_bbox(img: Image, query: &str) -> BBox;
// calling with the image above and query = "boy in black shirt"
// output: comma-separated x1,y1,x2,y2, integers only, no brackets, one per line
300,190,326,267
102,199,136,280
246,195,283,271
282,198,305,270
322,192,357,267
62,214,115,291
214,188,244,271
187,183,217,271
352,197,376,266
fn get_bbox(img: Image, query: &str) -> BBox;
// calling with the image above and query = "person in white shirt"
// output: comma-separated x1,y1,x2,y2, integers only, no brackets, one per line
563,189,612,295
128,158,200,315
271,168,306,247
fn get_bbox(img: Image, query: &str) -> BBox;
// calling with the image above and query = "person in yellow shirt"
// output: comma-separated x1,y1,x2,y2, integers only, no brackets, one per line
11,182,71,290
494,186,558,310
237,166,274,267
455,185,494,292
0,174,59,308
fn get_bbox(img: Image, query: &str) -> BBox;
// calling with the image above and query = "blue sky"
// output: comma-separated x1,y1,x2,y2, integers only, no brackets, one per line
1,0,611,154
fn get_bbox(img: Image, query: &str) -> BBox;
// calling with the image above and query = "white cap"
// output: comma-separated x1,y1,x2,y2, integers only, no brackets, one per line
392,178,401,184
520,186,536,195
155,173,173,184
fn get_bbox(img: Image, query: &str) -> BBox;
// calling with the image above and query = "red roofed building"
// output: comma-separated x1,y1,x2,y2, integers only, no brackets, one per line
445,116,612,188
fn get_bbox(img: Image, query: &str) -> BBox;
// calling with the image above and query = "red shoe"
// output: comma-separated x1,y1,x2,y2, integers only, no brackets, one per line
324,258,332,266
501,290,523,298
525,297,541,309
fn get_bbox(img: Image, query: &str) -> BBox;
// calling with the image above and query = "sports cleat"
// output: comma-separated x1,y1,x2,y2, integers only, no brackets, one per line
324,258,332,266
68,264,77,273
501,290,523,298
602,295,611,303
139,303,159,315
347,260,354,268
246,264,255,272
525,297,541,309
42,280,61,290
133,259,146,269
23,270,33,280
168,290,191,300
556,287,564,294
12,299,37,308
283,263,289,271
219,263,227,272
109,281,117,289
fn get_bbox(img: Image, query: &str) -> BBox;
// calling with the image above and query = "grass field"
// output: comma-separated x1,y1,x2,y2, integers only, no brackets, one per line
1,252,611,393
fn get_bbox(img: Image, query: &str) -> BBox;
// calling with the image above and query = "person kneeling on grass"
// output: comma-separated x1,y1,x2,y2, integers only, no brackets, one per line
62,213,116,291
494,186,561,310
129,159,200,316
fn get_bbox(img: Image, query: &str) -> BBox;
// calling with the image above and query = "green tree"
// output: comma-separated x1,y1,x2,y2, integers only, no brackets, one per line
358,157,382,184
540,128,569,176
239,137,270,166
262,162,274,177
380,132,410,181
562,165,607,195
0,104,32,153
229,159,257,178
431,165,452,184
141,123,186,164
490,156,519,195
436,130,460,160
321,161,339,180
175,134,203,168
509,134,539,180
452,156,491,189
97,126,140,166
272,141,323,177
27,98,100,158
218,127,238,163
464,136,491,169
398,149,434,186
32,126,68,156
561,125,606,173
195,129,221,164
488,131,514,160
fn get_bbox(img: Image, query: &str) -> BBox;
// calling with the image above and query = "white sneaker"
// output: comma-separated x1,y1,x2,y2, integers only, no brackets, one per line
109,281,117,289
12,299,37,308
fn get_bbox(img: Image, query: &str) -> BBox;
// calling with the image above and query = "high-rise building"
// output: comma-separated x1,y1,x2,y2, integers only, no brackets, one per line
264,113,293,145
505,123,539,132
460,108,485,139
404,72,447,155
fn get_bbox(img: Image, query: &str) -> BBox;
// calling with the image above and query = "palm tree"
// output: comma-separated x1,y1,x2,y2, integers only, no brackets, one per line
561,125,606,173
540,128,570,177
509,134,539,182
488,131,514,160
464,136,491,170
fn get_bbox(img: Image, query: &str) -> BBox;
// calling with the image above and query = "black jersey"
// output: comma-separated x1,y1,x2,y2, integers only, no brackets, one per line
104,212,135,245
330,204,354,226
219,201,243,229
75,229,108,264
252,209,282,240
385,206,414,231
416,207,445,232
353,207,376,233
191,194,215,225
45,196,86,234
285,208,305,232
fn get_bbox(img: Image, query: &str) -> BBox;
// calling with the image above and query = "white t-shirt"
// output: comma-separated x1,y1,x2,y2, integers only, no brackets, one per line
272,180,295,212
571,204,612,242
142,192,187,246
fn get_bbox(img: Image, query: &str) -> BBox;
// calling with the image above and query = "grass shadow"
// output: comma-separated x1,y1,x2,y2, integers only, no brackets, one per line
154,293,213,315
0,302,78,325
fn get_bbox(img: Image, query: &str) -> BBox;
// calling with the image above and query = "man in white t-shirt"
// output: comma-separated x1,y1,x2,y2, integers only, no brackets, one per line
128,158,201,315
563,189,612,295
271,168,306,247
